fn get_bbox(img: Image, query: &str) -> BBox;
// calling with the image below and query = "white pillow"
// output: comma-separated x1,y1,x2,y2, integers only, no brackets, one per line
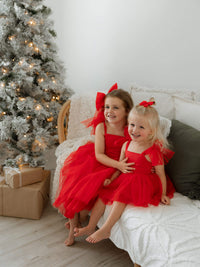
130,85,194,119
174,96,200,131
67,94,96,139
159,116,171,138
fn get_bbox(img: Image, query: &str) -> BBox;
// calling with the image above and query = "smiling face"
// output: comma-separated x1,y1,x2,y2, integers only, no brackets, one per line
104,96,127,124
128,112,152,144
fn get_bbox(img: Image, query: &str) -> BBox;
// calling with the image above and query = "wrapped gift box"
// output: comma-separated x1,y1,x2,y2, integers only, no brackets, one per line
0,170,50,219
4,166,44,188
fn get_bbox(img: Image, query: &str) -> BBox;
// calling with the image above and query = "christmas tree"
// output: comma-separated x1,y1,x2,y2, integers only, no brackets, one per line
0,0,73,167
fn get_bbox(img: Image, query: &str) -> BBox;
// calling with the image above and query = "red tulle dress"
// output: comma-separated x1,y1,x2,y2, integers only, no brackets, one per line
99,141,175,207
53,122,130,219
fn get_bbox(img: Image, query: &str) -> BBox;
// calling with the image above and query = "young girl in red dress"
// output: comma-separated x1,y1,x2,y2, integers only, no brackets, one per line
74,99,175,243
53,83,134,246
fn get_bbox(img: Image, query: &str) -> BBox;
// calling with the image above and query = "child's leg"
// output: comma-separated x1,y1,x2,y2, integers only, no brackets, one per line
86,201,126,243
65,209,89,229
79,209,90,224
64,213,78,246
74,198,106,237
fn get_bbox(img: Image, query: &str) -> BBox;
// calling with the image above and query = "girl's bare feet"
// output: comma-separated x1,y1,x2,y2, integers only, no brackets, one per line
65,220,82,229
64,227,75,246
64,235,75,246
86,228,110,243
74,226,95,237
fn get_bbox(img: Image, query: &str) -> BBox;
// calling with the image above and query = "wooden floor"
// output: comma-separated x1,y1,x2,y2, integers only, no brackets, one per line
0,202,134,267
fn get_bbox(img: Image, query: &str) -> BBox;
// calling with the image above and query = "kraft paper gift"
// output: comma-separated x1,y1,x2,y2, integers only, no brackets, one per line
0,170,50,219
4,166,44,188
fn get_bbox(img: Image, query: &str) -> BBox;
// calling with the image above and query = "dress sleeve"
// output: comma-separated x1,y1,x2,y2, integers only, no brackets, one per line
146,142,175,166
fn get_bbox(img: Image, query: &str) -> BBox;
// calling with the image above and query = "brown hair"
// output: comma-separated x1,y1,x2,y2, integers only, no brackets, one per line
106,89,134,113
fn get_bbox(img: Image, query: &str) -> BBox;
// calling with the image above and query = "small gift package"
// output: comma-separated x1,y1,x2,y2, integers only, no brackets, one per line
4,166,44,188
0,170,50,219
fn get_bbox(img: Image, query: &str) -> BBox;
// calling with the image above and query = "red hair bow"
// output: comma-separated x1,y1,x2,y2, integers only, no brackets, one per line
95,83,118,110
82,83,118,134
139,101,154,107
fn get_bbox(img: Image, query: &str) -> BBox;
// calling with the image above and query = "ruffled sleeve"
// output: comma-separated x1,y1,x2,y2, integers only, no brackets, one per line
145,141,174,166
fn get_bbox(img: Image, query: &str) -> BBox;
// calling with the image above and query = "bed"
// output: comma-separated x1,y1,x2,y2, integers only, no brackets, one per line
51,87,200,267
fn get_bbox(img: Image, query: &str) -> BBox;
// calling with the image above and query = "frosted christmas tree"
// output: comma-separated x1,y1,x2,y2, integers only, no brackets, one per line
0,0,73,167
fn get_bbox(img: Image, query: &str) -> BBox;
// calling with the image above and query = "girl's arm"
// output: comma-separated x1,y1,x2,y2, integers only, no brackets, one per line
154,165,170,205
95,123,134,173
104,143,126,186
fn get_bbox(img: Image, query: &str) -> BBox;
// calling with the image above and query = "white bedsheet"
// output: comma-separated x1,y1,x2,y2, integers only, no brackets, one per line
98,193,200,267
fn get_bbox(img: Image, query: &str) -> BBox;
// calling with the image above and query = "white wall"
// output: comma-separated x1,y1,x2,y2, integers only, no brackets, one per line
46,0,200,94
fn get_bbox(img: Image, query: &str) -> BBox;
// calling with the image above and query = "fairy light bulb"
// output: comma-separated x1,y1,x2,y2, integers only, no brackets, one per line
28,42,33,47
47,116,54,122
38,78,44,83
26,115,31,120
19,97,26,101
35,104,41,110
29,63,34,69
18,59,24,65
28,19,36,26
8,35,15,41
34,47,39,53
0,82,5,88
1,68,8,74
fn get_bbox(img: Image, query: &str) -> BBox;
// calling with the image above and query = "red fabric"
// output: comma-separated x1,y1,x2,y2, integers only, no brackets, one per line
139,101,155,107
81,83,118,135
53,123,130,219
99,141,175,207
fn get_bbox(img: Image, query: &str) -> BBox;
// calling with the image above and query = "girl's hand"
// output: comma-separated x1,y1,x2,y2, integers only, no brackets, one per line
161,195,170,205
118,158,135,173
104,179,111,186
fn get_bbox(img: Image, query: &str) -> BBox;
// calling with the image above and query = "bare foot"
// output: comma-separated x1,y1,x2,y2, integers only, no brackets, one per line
74,226,95,237
86,228,110,243
65,220,82,229
64,234,75,246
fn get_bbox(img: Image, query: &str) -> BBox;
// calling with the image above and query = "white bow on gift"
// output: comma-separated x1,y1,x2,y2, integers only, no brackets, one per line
3,167,22,187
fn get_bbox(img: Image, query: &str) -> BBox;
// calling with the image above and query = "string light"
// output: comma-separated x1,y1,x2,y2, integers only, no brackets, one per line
26,115,31,120
1,67,8,74
35,104,42,110
0,82,5,88
18,59,24,65
28,19,36,26
51,77,56,84
28,42,33,47
34,46,39,53
19,97,26,101
29,63,34,69
38,77,44,83
8,35,15,41
47,116,54,122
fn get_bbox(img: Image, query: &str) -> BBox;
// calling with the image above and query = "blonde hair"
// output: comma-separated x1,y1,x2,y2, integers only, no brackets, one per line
128,98,169,148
